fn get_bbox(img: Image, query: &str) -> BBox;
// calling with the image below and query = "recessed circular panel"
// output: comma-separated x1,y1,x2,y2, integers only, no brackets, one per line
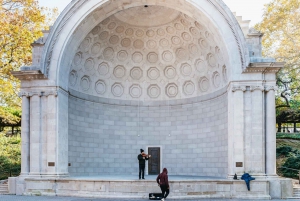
175,23,184,30
147,67,160,80
148,84,161,98
98,62,109,75
111,83,124,97
80,76,91,91
171,36,181,45
190,27,199,36
176,48,188,60
121,38,131,47
125,28,134,36
166,83,178,98
91,26,101,35
146,30,155,37
73,52,82,66
132,52,143,63
166,26,175,34
101,18,110,25
180,63,192,76
117,50,128,61
207,53,217,67
157,28,165,36
222,65,228,82
99,31,109,40
147,40,157,49
189,44,199,55
160,39,169,47
113,65,126,78
212,71,221,88
199,38,209,49
103,47,114,60
84,58,95,71
80,37,92,50
164,66,176,79
136,29,144,37
109,35,120,45
199,77,210,92
162,50,174,62
183,81,195,95
95,80,106,94
69,70,78,86
182,32,192,41
129,84,142,98
195,59,207,73
115,26,125,33
147,52,158,63
130,67,143,80
91,43,101,55
133,39,144,49
107,22,116,29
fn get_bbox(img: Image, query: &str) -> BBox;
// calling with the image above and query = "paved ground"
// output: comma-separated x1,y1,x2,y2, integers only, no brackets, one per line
0,195,297,201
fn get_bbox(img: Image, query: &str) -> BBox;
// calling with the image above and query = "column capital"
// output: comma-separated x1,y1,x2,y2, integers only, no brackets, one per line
265,85,278,92
232,85,246,92
43,91,58,97
18,91,29,97
250,86,264,92
28,92,42,97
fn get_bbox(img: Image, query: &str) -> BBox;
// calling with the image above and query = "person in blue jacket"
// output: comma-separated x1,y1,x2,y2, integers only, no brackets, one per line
241,173,255,191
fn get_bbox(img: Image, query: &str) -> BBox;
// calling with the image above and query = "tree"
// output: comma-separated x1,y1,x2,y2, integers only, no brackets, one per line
0,0,58,124
255,0,300,109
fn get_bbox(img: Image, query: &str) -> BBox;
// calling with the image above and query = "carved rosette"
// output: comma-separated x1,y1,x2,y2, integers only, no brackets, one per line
199,77,210,92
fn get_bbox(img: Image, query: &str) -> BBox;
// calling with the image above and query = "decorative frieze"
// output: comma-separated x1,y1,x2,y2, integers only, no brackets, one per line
19,90,59,97
265,85,278,92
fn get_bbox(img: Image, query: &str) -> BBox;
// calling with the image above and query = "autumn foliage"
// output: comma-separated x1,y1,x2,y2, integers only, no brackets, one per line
0,0,57,124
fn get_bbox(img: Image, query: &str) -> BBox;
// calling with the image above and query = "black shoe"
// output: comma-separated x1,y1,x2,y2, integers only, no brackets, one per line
142,178,145,179
139,178,141,180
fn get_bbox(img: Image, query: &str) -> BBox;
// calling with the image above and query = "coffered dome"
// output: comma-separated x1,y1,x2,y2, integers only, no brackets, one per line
68,5,228,101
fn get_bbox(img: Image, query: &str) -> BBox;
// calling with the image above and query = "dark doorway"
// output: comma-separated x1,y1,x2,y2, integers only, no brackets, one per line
148,147,160,175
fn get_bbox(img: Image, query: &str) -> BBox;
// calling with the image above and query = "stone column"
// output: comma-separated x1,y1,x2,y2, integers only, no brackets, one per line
250,86,265,175
265,86,277,176
29,92,41,175
19,92,30,175
45,91,58,175
231,85,246,175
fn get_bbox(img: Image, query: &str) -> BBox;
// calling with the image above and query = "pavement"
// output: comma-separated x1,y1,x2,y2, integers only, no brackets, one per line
0,195,297,201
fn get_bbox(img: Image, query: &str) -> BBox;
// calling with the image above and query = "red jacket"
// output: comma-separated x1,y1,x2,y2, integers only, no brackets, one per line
156,168,169,188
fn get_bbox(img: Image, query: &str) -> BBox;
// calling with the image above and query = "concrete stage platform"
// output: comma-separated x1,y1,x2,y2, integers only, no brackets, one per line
13,174,292,199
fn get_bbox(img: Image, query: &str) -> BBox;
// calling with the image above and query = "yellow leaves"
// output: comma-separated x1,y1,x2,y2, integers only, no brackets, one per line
0,0,57,123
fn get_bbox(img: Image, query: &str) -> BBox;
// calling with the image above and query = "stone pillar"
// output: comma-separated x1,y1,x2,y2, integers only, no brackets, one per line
29,92,41,175
265,86,277,176
19,92,30,175
231,85,246,175
250,86,265,175
45,91,58,175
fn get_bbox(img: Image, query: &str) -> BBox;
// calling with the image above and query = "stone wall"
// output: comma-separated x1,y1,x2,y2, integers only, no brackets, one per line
68,91,228,177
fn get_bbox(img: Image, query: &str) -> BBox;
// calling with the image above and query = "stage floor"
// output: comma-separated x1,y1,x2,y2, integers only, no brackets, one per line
67,174,226,181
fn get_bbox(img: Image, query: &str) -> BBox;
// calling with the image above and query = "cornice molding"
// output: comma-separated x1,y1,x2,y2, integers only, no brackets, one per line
232,85,246,92
243,62,285,73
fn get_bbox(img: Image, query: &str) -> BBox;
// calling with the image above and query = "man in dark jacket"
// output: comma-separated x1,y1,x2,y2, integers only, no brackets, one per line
156,168,169,201
137,149,150,179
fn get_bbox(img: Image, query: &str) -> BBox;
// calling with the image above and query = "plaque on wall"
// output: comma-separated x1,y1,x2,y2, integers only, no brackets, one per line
236,162,243,167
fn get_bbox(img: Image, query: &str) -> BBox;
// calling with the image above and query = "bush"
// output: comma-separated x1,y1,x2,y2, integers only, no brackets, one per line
0,133,21,180
280,156,300,179
277,146,293,158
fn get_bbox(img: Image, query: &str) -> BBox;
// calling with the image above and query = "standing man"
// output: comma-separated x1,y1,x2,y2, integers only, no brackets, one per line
156,168,169,201
137,149,150,179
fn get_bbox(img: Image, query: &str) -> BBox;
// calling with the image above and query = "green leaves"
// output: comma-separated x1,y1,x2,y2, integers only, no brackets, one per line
256,0,300,108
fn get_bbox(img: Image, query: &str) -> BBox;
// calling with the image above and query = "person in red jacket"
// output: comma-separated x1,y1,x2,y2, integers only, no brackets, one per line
156,168,169,201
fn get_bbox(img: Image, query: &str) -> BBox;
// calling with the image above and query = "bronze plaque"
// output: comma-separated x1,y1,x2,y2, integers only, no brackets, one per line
48,162,55,166
236,162,243,167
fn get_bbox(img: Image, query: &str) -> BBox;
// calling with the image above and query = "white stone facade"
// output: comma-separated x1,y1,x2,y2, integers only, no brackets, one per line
12,0,290,198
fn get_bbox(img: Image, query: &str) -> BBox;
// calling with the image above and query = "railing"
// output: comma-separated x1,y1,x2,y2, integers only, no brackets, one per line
278,166,300,183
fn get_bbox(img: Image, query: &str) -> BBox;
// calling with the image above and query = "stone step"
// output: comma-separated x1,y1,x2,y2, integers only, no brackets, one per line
0,184,8,194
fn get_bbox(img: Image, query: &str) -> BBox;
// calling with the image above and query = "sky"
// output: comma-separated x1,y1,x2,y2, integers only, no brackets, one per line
38,0,272,26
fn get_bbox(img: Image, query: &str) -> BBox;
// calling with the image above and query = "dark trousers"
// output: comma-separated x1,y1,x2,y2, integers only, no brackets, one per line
139,165,145,179
160,185,169,198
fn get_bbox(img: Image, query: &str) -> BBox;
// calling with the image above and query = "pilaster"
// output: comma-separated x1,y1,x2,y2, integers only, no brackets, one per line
265,85,278,177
